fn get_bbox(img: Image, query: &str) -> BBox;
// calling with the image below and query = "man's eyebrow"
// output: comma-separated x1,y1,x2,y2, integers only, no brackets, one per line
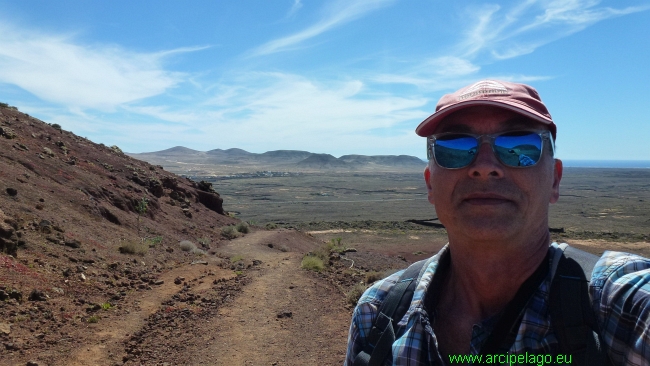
437,124,473,133
502,117,536,129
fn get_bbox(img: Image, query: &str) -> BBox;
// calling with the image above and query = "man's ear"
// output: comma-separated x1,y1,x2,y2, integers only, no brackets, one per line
549,159,563,204
424,165,435,205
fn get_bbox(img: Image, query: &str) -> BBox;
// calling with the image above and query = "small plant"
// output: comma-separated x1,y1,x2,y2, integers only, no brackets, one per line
52,123,62,131
0,102,8,108
221,226,240,239
179,240,196,252
135,197,148,235
101,302,112,310
191,248,206,256
364,271,384,284
301,255,324,272
265,223,277,230
145,236,163,247
119,241,148,256
235,222,250,234
230,254,244,263
87,315,99,323
197,237,210,248
234,270,243,276
346,283,367,306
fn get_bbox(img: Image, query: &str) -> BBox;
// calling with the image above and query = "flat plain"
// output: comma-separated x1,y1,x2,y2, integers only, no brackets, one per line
208,167,650,259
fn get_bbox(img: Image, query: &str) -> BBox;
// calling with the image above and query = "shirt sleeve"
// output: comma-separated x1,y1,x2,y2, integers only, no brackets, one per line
344,272,403,366
592,251,650,366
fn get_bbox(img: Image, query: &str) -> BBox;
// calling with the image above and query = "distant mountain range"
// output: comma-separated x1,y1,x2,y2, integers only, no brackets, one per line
127,147,427,174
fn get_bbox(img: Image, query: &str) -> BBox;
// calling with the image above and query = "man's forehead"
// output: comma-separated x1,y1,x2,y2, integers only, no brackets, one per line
435,106,548,134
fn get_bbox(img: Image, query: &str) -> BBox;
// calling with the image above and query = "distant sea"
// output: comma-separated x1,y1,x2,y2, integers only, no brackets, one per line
562,160,650,168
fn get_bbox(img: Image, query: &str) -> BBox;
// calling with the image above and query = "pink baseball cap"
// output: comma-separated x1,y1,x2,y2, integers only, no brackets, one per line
415,80,556,138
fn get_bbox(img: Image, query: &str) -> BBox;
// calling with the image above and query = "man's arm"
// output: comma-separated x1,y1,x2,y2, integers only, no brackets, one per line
592,251,650,365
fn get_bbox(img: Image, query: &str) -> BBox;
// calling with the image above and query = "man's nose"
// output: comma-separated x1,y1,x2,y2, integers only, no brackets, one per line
468,140,505,178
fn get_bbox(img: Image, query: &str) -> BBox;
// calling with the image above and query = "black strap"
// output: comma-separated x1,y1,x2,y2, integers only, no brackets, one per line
479,252,550,355
353,259,428,366
550,246,612,366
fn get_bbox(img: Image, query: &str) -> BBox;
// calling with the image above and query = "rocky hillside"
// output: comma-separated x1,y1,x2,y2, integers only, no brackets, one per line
0,104,243,363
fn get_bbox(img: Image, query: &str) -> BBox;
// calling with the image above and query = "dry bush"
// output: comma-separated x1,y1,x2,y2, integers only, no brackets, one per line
221,226,240,239
346,283,367,306
301,255,324,272
364,271,384,285
119,241,148,256
191,248,206,256
179,240,196,252
235,222,250,234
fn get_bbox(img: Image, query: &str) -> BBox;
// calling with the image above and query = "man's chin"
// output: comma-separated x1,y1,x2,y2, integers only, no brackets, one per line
447,219,521,243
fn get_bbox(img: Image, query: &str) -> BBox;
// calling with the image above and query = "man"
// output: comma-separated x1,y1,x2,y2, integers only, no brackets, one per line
344,80,650,365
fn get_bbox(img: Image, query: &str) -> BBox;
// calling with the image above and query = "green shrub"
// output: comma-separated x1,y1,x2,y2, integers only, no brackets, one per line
221,226,240,239
265,223,277,230
179,240,196,252
346,283,367,306
119,241,148,256
230,254,244,263
52,123,62,131
87,315,99,323
301,255,324,272
197,237,210,247
101,302,112,310
235,222,250,234
146,236,163,247
0,102,8,108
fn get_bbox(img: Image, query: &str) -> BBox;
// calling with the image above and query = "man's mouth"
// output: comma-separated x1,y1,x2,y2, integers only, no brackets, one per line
463,194,511,206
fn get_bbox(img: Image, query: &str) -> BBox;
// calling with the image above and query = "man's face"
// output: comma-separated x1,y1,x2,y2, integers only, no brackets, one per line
423,106,563,243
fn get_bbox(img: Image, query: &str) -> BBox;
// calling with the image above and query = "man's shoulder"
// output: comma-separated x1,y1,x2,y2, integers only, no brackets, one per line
357,269,405,307
592,250,650,286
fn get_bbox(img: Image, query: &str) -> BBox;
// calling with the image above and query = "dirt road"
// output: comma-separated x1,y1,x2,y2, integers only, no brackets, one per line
59,229,350,366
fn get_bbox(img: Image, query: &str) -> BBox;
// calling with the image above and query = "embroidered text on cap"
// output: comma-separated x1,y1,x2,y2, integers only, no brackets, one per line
458,80,510,101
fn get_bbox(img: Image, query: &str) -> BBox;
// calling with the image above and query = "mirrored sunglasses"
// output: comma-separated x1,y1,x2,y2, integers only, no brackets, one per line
427,130,554,169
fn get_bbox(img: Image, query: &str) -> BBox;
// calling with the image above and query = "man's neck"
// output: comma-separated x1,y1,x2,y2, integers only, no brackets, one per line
443,228,551,320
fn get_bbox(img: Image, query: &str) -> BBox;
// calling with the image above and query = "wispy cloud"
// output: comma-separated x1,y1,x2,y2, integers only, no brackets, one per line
116,72,428,154
286,0,303,19
0,22,205,110
459,0,650,60
250,0,396,56
370,0,649,89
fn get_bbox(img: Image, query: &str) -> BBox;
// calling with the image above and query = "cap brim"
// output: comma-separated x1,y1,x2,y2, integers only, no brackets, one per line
415,100,556,137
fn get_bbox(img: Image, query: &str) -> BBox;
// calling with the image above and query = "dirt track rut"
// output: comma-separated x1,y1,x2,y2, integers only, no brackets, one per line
64,229,350,366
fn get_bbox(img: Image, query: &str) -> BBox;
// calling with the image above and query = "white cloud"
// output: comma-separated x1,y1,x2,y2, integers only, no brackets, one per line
286,0,303,18
0,23,205,110
251,0,396,56
107,72,429,154
459,0,650,60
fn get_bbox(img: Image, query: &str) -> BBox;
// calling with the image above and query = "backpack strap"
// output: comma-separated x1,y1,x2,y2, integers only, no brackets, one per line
550,244,612,366
353,257,432,366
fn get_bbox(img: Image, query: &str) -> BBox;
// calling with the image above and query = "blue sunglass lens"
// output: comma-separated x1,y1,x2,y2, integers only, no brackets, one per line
434,135,479,169
433,132,543,168
494,132,542,167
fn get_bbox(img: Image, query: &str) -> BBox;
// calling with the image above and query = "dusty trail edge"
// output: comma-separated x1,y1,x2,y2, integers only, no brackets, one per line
66,229,351,366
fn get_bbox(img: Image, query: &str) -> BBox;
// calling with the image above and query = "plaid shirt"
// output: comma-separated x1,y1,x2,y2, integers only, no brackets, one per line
344,243,650,366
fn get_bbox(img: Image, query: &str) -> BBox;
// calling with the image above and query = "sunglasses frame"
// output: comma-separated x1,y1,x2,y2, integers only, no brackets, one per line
427,130,555,169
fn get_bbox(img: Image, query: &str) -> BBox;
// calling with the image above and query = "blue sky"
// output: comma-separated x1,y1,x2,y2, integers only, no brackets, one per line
1,0,649,161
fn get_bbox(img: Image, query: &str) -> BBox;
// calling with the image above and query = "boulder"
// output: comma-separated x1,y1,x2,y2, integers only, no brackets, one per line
196,190,224,215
